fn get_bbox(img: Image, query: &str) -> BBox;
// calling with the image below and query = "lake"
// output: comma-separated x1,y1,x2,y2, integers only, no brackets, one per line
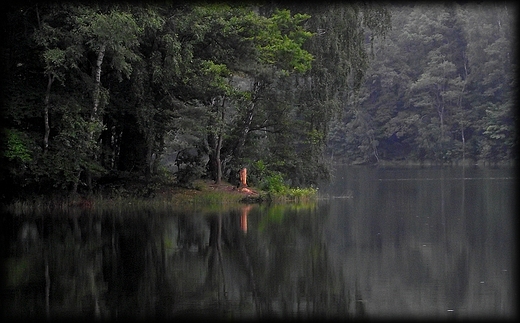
2,166,516,320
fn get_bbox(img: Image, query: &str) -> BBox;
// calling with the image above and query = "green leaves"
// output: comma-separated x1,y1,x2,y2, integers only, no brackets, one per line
201,60,233,94
254,9,314,73
42,48,66,68
3,2,393,197
4,129,32,162
73,7,143,80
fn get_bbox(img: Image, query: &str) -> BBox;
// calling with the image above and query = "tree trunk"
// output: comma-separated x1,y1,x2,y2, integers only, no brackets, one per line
206,134,218,181
460,53,468,164
461,127,465,162
234,103,255,161
213,98,226,185
86,43,107,194
92,43,106,120
43,73,53,154
436,100,445,160
71,169,81,196
215,132,223,185
36,4,51,155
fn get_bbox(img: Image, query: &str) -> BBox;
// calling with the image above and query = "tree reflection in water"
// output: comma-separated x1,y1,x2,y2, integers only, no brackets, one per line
2,203,358,320
168,203,355,319
4,168,513,319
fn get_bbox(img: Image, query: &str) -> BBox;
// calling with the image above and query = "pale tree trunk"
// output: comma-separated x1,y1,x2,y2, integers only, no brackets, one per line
38,2,52,155
43,73,54,154
460,53,468,164
92,43,106,120
436,91,445,162
86,43,106,194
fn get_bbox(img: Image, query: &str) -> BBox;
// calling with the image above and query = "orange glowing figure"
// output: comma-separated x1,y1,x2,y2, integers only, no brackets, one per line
239,167,247,187
240,204,253,233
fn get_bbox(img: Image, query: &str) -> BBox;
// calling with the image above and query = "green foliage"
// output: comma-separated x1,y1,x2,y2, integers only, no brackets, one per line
250,159,283,192
262,173,287,193
1,2,391,200
74,8,142,79
4,129,32,162
254,9,314,73
250,163,317,202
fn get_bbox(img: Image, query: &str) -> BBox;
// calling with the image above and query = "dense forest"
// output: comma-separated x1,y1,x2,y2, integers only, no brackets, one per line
328,3,517,165
0,2,516,201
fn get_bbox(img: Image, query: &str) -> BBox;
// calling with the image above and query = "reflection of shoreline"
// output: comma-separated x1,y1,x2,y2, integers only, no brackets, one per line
240,205,253,233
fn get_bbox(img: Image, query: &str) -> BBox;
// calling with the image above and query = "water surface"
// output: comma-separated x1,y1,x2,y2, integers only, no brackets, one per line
2,166,515,319
321,165,515,319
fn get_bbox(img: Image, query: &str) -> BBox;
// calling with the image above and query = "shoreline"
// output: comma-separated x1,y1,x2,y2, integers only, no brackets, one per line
3,179,317,215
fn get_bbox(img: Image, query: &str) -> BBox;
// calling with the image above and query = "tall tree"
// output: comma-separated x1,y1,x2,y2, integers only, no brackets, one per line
163,4,315,185
297,3,390,167
72,5,143,191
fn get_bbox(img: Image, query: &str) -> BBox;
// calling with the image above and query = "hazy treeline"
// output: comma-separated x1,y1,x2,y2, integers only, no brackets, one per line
328,3,516,164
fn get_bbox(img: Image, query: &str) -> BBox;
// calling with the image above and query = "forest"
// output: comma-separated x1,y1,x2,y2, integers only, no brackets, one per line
328,3,516,165
0,2,516,201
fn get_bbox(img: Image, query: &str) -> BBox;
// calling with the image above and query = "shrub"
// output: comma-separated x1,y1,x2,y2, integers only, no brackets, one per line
262,173,287,193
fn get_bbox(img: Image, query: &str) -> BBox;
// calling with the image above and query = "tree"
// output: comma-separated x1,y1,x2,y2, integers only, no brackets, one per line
327,3,515,165
259,3,391,180
71,5,143,191
162,4,314,185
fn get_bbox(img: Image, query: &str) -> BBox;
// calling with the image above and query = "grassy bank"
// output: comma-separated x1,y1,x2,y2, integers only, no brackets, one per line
4,179,317,215
262,186,318,204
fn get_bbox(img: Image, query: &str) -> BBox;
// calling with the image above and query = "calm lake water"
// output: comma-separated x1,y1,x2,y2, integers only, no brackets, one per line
2,166,516,320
